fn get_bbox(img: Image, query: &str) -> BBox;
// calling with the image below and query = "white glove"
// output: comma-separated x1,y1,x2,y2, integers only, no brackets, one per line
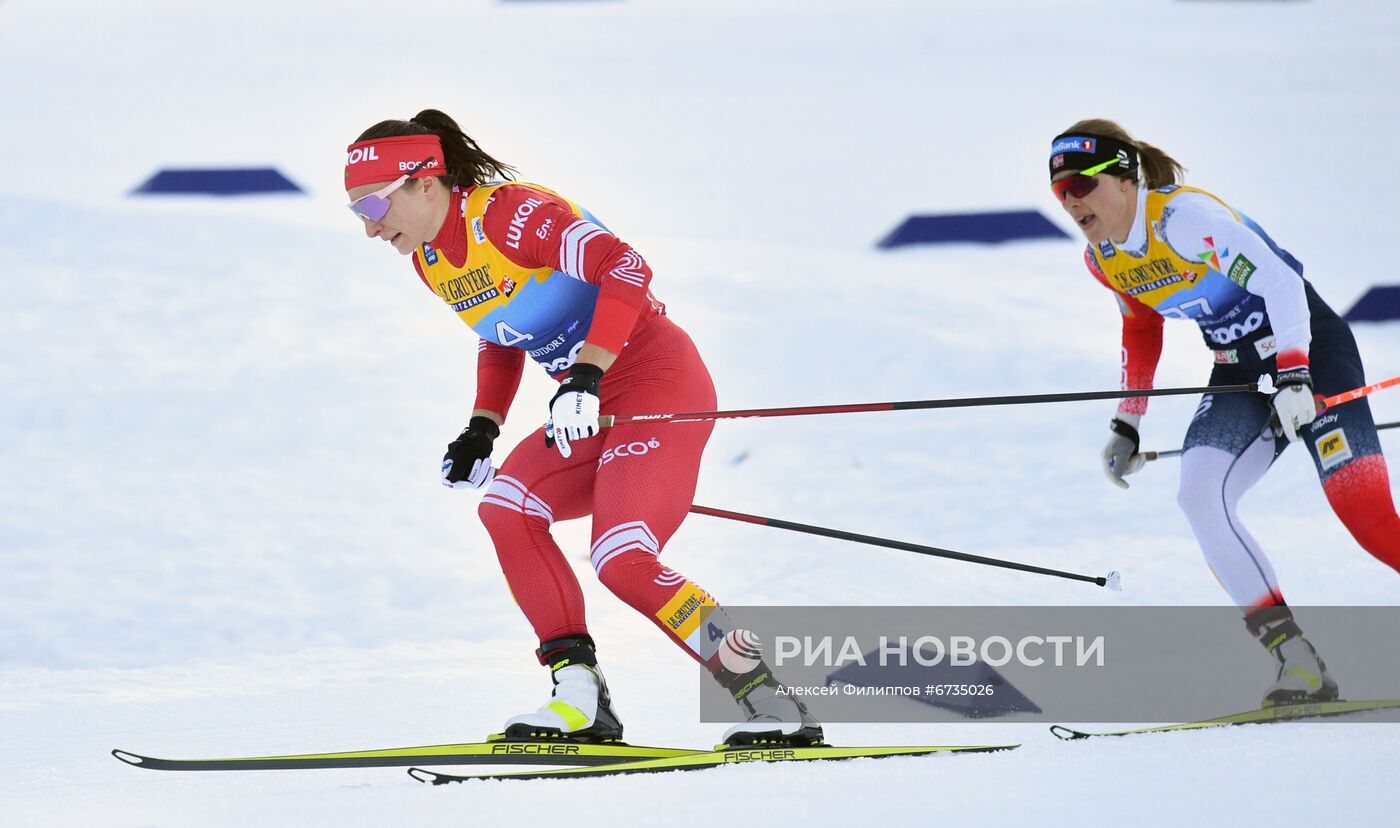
1102,414,1146,489
1270,367,1318,442
547,363,604,459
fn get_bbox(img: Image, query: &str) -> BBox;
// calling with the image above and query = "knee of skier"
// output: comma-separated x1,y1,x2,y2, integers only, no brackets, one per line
1176,466,1220,526
589,521,661,583
593,550,657,596
476,498,505,534
1338,510,1400,572
476,477,553,536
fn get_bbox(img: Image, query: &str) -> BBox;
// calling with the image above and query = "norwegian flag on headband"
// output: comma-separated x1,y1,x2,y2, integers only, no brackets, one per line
344,134,445,189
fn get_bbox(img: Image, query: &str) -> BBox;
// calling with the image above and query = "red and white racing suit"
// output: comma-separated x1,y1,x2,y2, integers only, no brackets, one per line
413,182,726,665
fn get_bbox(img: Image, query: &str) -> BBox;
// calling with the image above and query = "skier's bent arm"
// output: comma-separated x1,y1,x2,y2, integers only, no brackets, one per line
575,343,618,373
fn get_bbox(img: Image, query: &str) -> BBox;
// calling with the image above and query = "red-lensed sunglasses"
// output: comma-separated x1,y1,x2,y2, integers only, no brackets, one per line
1050,157,1121,203
348,156,436,222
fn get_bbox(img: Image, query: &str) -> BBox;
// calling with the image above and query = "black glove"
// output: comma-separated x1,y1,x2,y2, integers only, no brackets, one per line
442,416,499,489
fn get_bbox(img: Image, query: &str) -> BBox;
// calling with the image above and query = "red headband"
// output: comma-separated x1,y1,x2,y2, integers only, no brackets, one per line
344,134,445,190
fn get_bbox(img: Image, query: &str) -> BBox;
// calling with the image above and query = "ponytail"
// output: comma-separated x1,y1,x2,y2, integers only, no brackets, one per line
356,109,516,189
1060,118,1184,188
1135,139,1184,189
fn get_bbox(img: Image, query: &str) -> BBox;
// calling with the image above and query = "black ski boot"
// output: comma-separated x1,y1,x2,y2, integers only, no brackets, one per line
716,660,825,747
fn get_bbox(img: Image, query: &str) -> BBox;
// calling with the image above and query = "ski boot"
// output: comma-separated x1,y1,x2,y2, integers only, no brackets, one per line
1248,605,1340,707
1263,633,1340,706
716,660,825,747
503,635,624,742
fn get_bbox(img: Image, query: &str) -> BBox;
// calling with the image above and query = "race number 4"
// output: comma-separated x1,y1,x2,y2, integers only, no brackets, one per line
495,321,535,347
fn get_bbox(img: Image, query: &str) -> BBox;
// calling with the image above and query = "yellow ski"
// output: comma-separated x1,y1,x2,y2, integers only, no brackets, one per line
1050,699,1400,740
112,735,704,771
408,743,1018,783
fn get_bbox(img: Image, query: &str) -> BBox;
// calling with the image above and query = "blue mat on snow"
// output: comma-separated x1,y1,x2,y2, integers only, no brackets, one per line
878,209,1070,248
131,168,304,196
1343,286,1400,323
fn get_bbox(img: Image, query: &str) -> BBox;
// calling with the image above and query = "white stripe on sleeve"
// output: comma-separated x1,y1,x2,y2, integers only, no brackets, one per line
559,220,607,281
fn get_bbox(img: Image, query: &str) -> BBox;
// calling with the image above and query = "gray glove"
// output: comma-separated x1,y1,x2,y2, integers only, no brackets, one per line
1102,415,1146,489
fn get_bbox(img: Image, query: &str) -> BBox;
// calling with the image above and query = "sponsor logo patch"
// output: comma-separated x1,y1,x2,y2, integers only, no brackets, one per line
1205,310,1265,345
1196,236,1223,271
505,196,545,250
528,332,570,358
1254,336,1278,360
1109,257,1178,292
655,582,716,643
472,217,487,245
1050,137,1097,155
435,264,496,311
1214,349,1239,364
422,243,438,266
1315,428,1353,471
1124,273,1183,296
345,146,379,165
725,749,797,764
598,438,662,469
1227,253,1257,288
540,340,586,374
491,743,581,756
449,288,498,312
1309,412,1340,432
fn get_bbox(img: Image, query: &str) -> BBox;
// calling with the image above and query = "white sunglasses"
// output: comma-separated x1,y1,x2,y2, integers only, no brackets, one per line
348,156,436,221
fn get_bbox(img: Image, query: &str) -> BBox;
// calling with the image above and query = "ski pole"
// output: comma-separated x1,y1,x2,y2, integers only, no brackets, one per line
1144,372,1400,462
1145,419,1400,462
598,382,1257,428
1321,373,1400,409
689,504,1122,590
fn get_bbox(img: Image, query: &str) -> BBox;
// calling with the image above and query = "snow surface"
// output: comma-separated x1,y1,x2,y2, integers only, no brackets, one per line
3,0,1399,824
